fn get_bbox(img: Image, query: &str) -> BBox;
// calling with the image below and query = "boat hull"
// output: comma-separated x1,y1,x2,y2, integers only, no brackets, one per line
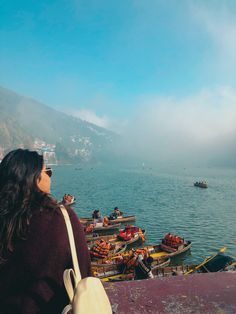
80,215,136,224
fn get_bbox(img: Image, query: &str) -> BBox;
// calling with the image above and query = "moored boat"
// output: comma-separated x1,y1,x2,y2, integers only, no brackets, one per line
99,263,193,282
136,234,192,261
87,229,146,247
80,215,136,224
85,223,122,236
91,234,191,262
184,247,236,275
89,240,127,260
93,223,121,233
94,256,170,280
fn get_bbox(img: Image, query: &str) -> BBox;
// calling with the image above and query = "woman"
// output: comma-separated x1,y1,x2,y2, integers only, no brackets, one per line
0,149,91,314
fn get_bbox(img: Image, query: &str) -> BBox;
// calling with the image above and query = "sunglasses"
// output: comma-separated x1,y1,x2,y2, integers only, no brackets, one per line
43,167,53,178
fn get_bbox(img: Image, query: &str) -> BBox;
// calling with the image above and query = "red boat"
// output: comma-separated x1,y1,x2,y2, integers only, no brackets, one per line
118,226,145,242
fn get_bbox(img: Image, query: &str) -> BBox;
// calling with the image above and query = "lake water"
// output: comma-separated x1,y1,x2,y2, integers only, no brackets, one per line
51,163,236,264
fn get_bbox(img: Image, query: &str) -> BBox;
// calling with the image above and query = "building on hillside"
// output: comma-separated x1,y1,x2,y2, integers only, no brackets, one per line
33,139,57,164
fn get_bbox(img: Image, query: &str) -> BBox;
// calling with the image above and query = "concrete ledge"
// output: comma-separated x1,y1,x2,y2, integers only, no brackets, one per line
105,272,236,313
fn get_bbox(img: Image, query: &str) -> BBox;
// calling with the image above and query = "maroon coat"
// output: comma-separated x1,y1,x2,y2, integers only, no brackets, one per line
0,206,91,314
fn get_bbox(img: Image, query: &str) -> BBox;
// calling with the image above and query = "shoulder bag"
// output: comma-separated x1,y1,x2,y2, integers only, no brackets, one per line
60,205,112,314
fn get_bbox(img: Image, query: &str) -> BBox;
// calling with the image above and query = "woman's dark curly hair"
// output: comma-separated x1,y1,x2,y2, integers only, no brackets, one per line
0,149,58,264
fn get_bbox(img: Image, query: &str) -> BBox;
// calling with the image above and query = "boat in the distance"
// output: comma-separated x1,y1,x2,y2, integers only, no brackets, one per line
194,181,208,188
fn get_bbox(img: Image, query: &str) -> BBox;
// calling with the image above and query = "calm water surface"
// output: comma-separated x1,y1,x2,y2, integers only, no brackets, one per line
52,164,236,264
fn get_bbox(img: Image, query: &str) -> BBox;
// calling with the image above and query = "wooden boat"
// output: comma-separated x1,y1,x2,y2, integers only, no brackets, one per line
85,223,122,237
89,242,127,260
185,247,235,275
194,181,208,188
93,223,121,233
108,215,136,224
93,257,170,280
100,263,194,282
147,240,192,260
80,215,136,224
98,248,236,282
87,229,146,247
90,236,191,265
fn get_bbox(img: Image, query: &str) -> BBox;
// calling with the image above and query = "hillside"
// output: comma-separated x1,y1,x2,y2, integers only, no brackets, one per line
0,86,117,163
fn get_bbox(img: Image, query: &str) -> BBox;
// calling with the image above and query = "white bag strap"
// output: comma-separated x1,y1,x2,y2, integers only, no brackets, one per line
60,205,82,283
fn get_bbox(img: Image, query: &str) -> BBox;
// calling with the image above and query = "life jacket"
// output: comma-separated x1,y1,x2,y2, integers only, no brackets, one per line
90,250,107,259
118,230,132,241
85,224,94,233
90,239,114,258
103,217,109,226
125,254,138,269
163,233,184,248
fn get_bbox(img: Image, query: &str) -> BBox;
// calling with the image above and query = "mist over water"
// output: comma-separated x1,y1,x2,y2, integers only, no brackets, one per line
52,163,236,264
113,88,236,167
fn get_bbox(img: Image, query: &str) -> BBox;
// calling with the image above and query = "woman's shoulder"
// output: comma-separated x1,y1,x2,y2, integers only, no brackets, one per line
58,204,80,222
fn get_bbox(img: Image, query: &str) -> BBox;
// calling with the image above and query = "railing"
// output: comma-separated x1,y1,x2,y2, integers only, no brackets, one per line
105,272,236,313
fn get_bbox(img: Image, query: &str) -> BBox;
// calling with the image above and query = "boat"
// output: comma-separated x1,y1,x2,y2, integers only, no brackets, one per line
117,226,146,242
80,215,136,224
144,234,192,260
100,262,191,282
87,229,146,247
185,247,236,275
194,181,208,188
93,257,170,280
89,240,127,260
133,240,191,261
108,215,136,224
85,223,121,235
91,234,191,262
97,248,236,282
93,223,121,232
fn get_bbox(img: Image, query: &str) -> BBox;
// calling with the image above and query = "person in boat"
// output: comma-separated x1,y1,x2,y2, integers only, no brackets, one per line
109,206,123,220
134,255,154,280
92,209,104,226
0,149,91,314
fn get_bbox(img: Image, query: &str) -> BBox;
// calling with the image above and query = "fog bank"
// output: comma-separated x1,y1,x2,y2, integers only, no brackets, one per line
115,88,236,166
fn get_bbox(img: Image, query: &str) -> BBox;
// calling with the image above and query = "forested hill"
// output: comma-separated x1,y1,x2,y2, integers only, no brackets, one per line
0,86,117,163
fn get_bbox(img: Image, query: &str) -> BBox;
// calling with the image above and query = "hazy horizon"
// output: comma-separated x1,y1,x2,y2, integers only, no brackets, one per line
1,1,236,166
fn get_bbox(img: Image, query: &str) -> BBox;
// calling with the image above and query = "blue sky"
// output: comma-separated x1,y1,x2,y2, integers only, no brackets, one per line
1,0,236,134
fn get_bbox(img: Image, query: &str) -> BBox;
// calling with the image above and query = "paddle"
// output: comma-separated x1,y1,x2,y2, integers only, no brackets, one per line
184,247,227,275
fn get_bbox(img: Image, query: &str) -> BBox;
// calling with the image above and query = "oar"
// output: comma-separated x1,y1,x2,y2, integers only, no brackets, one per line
184,247,227,275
